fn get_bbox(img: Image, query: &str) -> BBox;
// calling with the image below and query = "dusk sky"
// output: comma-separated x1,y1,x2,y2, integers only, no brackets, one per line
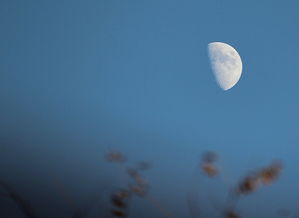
1,0,299,217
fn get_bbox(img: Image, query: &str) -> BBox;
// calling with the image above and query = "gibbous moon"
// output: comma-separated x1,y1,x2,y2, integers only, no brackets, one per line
208,42,243,91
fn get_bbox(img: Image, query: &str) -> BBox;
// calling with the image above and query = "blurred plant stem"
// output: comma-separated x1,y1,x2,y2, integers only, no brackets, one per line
0,181,39,218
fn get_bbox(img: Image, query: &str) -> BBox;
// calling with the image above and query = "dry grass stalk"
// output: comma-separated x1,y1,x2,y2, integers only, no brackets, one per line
106,151,172,218
199,152,284,218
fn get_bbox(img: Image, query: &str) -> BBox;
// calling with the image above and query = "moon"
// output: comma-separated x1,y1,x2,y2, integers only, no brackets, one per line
208,42,243,91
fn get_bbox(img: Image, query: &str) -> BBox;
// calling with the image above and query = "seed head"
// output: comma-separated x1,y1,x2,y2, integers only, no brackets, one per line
237,175,259,194
106,151,127,163
224,210,241,218
202,163,218,177
258,162,282,185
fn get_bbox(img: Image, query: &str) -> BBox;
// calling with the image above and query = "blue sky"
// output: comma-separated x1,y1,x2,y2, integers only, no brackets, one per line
1,0,299,217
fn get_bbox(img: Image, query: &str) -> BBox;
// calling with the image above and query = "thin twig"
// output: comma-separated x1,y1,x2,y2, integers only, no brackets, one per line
0,181,39,218
146,195,173,218
53,178,77,212
187,190,201,218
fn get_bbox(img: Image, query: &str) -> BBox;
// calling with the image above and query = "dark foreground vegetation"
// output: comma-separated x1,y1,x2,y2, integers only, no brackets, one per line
0,151,288,218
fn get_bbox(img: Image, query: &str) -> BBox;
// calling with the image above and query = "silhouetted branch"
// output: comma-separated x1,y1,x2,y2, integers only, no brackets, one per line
0,181,39,218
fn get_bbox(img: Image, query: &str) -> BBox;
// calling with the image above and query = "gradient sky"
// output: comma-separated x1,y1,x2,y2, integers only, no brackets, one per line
1,0,299,217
